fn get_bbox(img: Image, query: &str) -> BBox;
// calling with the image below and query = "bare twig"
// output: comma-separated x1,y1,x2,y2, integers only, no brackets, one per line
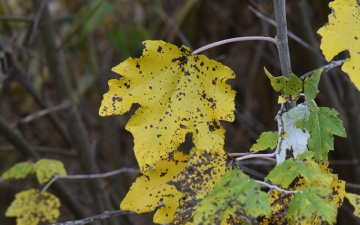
19,100,72,124
27,0,46,46
248,5,322,59
299,60,345,80
0,15,34,22
235,152,276,162
255,180,298,194
0,145,77,157
53,210,134,225
192,36,277,54
345,182,360,190
41,168,140,193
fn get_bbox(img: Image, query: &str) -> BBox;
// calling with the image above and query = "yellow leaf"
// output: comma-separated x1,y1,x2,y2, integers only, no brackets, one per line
220,214,244,225
99,40,235,172
345,193,360,218
318,0,360,90
5,189,60,225
120,151,189,224
34,159,67,185
278,96,287,104
168,148,229,224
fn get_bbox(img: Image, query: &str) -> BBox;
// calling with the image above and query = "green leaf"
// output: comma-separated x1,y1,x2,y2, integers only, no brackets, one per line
5,189,61,225
1,161,34,180
345,193,360,218
34,159,67,185
265,155,333,188
264,67,302,102
288,104,310,128
288,187,337,224
301,107,346,160
194,170,271,225
304,69,322,111
250,131,278,153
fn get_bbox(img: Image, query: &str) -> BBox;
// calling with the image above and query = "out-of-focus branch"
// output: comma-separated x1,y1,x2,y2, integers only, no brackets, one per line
32,0,107,220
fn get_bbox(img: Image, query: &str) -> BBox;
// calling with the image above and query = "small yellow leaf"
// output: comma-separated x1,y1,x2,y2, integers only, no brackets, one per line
5,189,61,225
318,0,360,90
99,40,235,172
220,214,244,225
120,151,189,224
278,96,287,104
345,193,360,218
34,159,67,185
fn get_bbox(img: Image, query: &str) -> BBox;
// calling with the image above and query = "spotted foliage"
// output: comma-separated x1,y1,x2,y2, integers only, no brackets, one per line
99,40,235,172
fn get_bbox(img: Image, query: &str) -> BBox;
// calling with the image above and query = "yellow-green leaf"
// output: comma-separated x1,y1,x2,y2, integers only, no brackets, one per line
1,161,34,180
120,151,189,224
34,159,67,185
345,193,360,218
264,67,302,102
168,149,229,224
5,189,61,225
99,40,235,172
250,131,278,153
318,0,360,90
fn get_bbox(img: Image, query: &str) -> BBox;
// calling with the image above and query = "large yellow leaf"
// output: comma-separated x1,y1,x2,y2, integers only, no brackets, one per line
99,40,235,172
318,0,360,90
120,151,189,224
168,148,230,224
5,189,60,225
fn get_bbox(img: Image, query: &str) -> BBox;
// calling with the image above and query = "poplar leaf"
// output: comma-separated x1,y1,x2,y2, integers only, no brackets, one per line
301,107,346,160
168,149,229,224
99,40,235,172
281,111,310,158
265,153,332,188
34,159,67,185
287,187,337,224
345,193,360,218
194,170,271,225
250,131,278,153
318,0,360,90
264,67,302,102
5,189,60,225
304,69,322,111
1,161,34,180
288,104,310,128
120,151,189,224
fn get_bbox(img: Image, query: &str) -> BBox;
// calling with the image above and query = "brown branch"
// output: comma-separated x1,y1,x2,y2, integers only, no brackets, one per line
0,145,77,157
0,15,34,22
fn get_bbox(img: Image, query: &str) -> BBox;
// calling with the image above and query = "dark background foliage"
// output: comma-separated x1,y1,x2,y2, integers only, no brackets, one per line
1,0,360,224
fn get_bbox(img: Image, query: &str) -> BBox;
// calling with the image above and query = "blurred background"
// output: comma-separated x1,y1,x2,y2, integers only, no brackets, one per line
1,0,360,224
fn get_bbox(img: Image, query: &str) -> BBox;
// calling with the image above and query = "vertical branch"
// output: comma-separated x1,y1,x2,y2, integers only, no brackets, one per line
273,0,295,109
31,0,105,219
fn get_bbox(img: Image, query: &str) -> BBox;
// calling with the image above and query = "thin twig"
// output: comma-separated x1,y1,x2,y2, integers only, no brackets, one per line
299,60,345,80
345,182,360,190
0,145,77,157
27,0,46,46
235,152,276,162
255,180,298,194
0,15,34,22
41,168,140,193
19,100,72,124
52,210,134,225
248,5,322,59
192,36,277,54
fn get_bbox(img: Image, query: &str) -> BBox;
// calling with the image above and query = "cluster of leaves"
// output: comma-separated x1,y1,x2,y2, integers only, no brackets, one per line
1,159,66,225
96,0,360,224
